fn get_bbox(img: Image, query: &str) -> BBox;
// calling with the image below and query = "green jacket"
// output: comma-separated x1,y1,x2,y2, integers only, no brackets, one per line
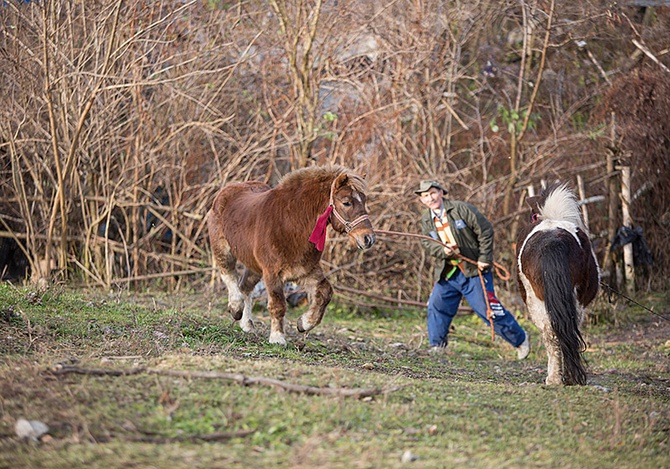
418,198,494,281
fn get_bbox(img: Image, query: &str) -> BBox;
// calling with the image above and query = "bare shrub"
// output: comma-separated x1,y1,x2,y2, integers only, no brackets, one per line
1,0,668,303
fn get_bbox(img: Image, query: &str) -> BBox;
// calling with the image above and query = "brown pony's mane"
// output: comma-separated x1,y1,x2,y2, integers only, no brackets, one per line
242,166,368,254
277,165,367,194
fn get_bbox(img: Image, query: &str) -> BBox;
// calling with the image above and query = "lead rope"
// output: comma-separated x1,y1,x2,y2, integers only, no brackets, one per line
375,229,511,342
478,269,496,341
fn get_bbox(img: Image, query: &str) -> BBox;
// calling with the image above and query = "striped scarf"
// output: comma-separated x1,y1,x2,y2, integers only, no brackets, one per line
433,210,461,277
433,210,457,247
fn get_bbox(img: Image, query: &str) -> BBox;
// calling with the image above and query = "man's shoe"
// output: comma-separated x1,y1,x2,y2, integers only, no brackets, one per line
517,332,530,360
429,345,447,354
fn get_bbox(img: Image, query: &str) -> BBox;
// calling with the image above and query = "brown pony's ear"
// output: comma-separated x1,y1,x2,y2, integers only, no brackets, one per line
333,173,349,189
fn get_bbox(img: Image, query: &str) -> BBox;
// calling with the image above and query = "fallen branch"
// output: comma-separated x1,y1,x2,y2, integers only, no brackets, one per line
49,365,401,398
96,429,256,444
333,284,473,313
333,284,426,308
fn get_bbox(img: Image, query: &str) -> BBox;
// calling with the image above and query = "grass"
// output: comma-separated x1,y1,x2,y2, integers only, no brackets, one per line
0,282,668,468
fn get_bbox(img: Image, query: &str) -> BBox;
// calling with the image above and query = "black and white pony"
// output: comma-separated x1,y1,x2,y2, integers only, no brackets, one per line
516,183,599,385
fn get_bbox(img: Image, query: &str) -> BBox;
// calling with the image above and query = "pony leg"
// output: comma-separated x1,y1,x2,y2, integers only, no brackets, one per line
265,276,288,346
219,271,245,321
239,295,254,333
239,269,262,333
212,246,246,321
519,281,564,385
296,274,333,333
530,308,565,385
543,330,564,385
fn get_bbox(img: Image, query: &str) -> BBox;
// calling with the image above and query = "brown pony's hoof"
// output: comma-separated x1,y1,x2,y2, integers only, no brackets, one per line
296,316,308,333
296,316,305,333
240,318,255,333
296,314,319,333
228,307,243,321
269,331,287,346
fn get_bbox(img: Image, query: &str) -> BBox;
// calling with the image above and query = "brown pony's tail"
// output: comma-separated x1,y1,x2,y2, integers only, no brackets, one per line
542,242,588,385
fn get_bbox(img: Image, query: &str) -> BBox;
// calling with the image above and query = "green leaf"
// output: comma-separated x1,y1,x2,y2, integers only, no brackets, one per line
323,111,338,122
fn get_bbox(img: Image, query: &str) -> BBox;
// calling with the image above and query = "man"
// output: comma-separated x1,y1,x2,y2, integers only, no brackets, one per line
415,180,530,359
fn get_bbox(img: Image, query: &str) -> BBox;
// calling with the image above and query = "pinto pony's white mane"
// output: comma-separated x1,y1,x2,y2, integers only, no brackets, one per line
539,184,587,233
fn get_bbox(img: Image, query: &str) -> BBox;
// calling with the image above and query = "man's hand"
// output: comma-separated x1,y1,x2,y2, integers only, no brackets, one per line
477,261,490,271
443,244,459,256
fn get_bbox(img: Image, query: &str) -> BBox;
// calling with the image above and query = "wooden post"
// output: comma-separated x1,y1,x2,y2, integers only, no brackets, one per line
603,112,620,286
510,185,533,265
576,175,589,232
618,163,635,292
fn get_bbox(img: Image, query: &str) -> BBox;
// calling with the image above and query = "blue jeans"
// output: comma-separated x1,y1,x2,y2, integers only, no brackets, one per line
427,270,526,348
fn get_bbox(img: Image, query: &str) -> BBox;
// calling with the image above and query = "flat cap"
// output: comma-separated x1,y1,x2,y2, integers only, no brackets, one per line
414,179,446,195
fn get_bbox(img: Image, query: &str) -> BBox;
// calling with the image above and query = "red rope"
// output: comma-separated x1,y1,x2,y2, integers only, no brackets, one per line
477,269,496,341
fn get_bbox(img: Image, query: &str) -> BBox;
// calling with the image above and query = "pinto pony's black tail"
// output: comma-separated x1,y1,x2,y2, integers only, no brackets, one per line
542,243,588,385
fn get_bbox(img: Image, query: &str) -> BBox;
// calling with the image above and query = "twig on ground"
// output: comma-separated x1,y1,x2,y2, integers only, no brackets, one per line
48,365,403,398
100,429,256,444
57,428,255,444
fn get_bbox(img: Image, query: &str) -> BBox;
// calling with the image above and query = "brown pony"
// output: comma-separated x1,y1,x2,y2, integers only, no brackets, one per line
207,165,376,345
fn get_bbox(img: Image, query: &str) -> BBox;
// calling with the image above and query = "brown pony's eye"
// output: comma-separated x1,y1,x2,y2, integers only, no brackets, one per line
341,200,352,207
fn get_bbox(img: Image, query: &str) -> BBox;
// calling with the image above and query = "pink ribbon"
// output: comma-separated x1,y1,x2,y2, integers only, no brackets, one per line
308,205,333,252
